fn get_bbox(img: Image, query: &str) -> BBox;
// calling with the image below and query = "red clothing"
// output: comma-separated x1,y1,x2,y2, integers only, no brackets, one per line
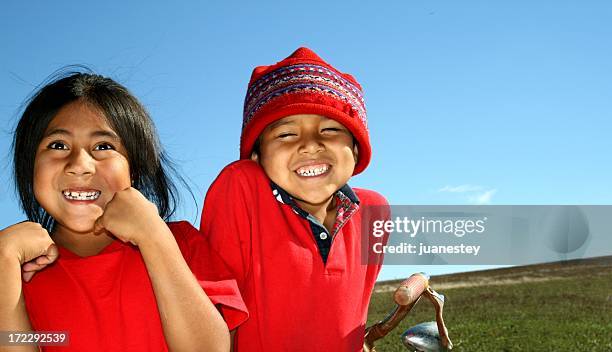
201,160,388,352
23,221,247,352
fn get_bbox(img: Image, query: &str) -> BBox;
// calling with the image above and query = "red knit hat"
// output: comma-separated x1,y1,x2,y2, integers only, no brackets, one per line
241,47,371,175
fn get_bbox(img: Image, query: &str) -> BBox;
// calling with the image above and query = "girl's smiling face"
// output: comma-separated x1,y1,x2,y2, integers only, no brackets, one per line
33,100,131,236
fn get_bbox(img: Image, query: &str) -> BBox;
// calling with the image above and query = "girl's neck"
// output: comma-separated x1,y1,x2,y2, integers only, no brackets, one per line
53,226,115,257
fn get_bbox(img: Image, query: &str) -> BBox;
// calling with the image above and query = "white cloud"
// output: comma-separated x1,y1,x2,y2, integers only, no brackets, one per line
438,184,485,193
468,189,497,205
438,184,498,204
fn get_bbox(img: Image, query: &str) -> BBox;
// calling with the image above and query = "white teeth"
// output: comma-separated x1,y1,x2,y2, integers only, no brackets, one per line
62,190,100,201
297,165,329,177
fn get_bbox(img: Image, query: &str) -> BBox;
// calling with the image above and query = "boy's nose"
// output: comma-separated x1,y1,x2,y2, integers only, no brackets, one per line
65,148,95,176
298,134,325,154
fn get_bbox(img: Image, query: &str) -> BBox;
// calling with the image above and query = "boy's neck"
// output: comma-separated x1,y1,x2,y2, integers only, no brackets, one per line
294,196,337,232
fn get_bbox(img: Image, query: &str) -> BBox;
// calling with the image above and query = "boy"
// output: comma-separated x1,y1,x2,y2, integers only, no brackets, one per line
201,47,388,351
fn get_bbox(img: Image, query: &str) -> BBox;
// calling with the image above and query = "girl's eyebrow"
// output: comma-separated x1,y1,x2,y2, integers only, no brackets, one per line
91,130,120,140
44,128,120,140
44,128,71,137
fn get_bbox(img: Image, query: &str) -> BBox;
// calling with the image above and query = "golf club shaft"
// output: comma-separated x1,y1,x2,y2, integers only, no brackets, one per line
364,273,430,350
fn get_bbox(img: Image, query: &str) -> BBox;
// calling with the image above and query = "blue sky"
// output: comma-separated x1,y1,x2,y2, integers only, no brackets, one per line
1,1,611,280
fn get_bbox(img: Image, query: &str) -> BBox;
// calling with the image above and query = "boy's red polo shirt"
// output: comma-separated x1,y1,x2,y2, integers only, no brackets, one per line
201,160,388,351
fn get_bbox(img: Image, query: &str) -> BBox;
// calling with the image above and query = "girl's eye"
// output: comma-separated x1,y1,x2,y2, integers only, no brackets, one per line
94,143,115,151
47,141,68,150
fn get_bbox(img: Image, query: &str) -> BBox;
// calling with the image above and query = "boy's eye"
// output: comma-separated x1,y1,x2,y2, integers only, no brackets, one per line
277,133,297,139
322,127,341,133
47,141,68,150
94,143,115,151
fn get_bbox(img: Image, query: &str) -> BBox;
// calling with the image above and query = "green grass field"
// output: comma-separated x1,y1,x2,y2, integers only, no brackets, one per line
367,256,612,351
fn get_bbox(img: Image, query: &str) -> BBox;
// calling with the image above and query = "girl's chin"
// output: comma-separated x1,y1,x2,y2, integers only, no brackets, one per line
55,222,98,235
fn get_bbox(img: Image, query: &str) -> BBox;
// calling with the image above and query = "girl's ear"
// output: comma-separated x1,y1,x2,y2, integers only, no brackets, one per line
250,151,260,163
353,144,359,164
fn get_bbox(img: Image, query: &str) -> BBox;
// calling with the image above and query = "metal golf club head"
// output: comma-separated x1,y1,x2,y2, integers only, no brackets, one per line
402,288,453,351
401,321,448,352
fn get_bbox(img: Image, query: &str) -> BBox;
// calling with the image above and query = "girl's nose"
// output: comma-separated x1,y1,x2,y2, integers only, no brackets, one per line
65,148,95,176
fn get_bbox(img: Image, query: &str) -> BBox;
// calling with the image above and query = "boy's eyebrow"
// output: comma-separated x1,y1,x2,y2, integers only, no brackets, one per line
44,128,120,140
268,119,297,130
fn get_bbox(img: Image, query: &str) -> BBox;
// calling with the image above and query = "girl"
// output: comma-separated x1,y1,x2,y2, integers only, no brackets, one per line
0,72,246,351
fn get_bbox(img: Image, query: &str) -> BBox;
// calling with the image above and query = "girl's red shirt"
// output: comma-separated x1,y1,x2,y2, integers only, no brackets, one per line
23,221,247,351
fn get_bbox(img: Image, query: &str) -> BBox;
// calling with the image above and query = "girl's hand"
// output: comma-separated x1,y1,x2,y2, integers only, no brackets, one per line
93,187,167,246
0,222,59,282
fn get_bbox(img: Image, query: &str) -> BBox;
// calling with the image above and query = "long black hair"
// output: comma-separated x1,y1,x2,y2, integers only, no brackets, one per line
13,68,185,231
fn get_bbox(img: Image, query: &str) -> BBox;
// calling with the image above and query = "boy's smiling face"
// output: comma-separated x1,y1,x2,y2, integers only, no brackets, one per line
252,114,357,208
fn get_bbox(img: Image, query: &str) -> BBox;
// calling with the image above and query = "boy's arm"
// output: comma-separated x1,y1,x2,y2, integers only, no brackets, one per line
200,162,256,291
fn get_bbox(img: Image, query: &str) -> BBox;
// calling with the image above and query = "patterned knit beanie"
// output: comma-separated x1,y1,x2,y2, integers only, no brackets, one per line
241,47,371,175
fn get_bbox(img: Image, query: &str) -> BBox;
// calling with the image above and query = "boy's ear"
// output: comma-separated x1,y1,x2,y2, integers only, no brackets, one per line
250,151,260,163
353,144,359,163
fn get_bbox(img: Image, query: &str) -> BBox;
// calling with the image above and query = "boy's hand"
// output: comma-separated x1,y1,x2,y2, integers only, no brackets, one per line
93,187,167,246
0,222,58,282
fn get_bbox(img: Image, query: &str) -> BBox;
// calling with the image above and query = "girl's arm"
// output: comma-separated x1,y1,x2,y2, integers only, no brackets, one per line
0,222,58,352
138,221,230,352
0,254,37,352
94,188,230,352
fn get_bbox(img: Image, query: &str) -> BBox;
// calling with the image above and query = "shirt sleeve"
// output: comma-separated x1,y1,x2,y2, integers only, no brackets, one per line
373,197,391,278
169,221,249,331
357,189,391,274
199,161,257,292
196,278,247,331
